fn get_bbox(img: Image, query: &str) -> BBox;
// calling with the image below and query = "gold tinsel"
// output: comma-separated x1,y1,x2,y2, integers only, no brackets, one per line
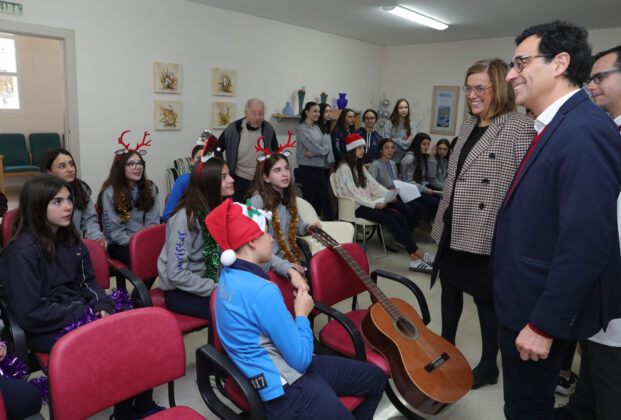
271,205,301,265
115,191,131,223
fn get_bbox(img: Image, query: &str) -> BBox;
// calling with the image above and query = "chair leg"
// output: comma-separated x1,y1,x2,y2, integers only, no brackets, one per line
385,380,426,420
362,225,367,252
377,225,387,256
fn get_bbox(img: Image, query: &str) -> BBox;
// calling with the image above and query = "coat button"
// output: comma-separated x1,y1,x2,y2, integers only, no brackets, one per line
482,178,490,184
479,203,485,209
489,153,496,159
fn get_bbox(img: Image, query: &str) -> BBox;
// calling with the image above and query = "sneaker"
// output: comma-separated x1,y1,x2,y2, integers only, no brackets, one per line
422,252,435,266
555,372,578,396
409,259,432,273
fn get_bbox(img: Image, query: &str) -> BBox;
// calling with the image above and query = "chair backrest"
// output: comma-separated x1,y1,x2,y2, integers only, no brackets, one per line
82,239,110,289
173,157,191,175
129,223,166,279
210,291,223,352
93,203,103,231
1,208,17,246
329,172,337,193
310,243,369,307
49,307,185,420
296,197,319,224
0,390,6,420
29,133,61,168
0,134,30,166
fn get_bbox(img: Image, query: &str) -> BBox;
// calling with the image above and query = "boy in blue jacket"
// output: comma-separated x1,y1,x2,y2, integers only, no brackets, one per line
205,199,385,420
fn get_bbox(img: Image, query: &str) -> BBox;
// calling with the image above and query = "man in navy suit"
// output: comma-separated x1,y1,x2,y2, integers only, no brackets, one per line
493,21,621,420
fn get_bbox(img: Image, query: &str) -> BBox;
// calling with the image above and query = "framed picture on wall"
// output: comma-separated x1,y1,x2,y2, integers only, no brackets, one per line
212,102,236,129
154,62,182,93
430,86,459,135
213,68,237,96
154,100,182,130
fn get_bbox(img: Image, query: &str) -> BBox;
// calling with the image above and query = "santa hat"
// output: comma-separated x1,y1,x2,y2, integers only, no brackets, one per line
345,133,366,151
196,129,217,146
205,199,272,266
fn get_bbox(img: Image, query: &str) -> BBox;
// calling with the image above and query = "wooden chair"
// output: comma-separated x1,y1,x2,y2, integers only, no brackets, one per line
28,133,61,169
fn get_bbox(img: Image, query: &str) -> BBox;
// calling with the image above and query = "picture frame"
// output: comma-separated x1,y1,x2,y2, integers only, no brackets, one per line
213,68,237,96
154,100,182,130
212,101,236,129
154,62,182,93
430,86,460,135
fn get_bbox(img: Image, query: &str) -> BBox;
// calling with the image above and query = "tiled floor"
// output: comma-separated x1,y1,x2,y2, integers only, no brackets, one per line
3,190,574,419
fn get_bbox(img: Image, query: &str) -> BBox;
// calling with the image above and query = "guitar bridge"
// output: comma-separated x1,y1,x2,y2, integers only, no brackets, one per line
424,352,450,373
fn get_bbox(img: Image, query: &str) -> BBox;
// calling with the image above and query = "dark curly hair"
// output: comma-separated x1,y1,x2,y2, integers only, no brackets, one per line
593,45,621,69
515,20,591,87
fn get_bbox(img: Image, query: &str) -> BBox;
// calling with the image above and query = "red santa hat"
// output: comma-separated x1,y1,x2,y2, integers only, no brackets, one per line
204,198,272,266
345,133,366,151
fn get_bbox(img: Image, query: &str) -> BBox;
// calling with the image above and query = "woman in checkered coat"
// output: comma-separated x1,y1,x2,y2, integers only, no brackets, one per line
430,58,536,389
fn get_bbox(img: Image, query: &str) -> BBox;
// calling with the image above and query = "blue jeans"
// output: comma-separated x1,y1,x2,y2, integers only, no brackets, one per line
263,355,385,420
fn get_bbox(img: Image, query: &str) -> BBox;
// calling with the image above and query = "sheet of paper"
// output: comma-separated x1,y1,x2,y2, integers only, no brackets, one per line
393,180,421,202
373,189,399,204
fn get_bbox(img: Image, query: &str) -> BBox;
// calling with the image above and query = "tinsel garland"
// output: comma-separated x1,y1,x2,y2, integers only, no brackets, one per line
271,205,301,265
115,191,131,223
198,208,220,281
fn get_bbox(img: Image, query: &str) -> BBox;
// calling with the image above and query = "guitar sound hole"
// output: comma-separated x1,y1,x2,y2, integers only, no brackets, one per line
394,317,419,340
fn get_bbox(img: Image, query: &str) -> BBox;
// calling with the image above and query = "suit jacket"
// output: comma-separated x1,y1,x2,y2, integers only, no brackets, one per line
492,90,621,339
431,112,534,255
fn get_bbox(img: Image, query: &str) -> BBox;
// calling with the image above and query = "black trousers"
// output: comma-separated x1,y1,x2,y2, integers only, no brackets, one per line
108,243,155,289
0,375,42,419
498,324,570,420
560,340,578,371
355,204,419,254
557,340,621,420
164,289,211,320
298,165,333,220
232,174,252,203
440,278,498,373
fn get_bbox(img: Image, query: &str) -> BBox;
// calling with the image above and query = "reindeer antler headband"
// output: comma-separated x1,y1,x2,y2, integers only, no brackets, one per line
115,130,152,159
255,131,297,165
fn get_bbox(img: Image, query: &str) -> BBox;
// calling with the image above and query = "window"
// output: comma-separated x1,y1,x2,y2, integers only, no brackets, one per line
0,36,20,109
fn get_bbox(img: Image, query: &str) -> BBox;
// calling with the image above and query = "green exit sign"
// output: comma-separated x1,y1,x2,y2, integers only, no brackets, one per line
0,1,22,16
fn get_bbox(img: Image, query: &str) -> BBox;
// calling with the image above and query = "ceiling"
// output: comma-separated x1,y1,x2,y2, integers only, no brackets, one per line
187,0,621,46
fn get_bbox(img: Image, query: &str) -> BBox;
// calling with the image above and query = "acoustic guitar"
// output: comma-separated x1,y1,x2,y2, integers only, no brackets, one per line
309,226,473,415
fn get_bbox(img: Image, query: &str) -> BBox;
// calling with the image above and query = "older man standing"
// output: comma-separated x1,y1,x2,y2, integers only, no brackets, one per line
493,21,621,419
554,45,621,420
217,98,278,201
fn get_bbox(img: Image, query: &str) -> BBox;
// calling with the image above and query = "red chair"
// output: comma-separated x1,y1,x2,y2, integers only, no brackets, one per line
48,307,205,420
0,390,6,420
119,224,210,334
309,243,432,419
93,203,128,287
196,273,364,419
0,208,16,246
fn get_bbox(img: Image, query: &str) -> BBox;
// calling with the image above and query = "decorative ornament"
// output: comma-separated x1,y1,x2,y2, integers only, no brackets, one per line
196,135,221,176
282,101,294,116
271,205,301,265
198,207,221,280
337,93,348,110
115,130,152,159
297,85,306,115
320,92,328,104
255,131,297,163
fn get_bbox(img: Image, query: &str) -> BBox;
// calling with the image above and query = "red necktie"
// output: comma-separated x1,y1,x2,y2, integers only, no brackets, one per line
504,126,548,207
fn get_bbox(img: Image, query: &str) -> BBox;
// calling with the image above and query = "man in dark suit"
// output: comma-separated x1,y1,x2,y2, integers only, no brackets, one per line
555,45,621,420
493,21,621,420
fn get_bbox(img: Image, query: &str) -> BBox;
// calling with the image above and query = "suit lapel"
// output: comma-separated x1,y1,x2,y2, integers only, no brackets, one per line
460,113,508,176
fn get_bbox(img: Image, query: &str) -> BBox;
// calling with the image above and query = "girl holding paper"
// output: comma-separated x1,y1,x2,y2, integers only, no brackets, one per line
334,134,433,273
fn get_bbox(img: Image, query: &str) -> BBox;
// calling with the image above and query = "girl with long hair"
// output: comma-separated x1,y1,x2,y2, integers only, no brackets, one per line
97,150,160,267
0,175,164,418
40,148,106,248
356,108,382,164
383,99,416,162
401,132,441,213
247,152,314,291
331,107,356,163
334,134,434,272
157,154,234,320
295,101,333,220
429,138,451,191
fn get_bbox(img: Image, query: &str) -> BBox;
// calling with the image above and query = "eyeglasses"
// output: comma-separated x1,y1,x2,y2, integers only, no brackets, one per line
509,54,554,73
587,69,621,84
363,116,376,120
462,85,493,96
126,161,145,169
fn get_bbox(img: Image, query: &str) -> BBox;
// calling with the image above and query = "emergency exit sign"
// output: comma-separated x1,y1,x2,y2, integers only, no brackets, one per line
0,1,22,16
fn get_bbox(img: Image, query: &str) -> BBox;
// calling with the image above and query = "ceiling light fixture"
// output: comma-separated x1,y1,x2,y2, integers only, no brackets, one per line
382,5,448,31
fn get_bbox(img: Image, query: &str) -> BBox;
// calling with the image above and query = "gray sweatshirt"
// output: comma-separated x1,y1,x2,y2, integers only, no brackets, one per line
429,157,447,190
72,184,104,240
383,120,417,163
249,192,308,277
101,184,160,246
400,152,438,193
157,208,217,297
368,159,398,189
295,122,330,168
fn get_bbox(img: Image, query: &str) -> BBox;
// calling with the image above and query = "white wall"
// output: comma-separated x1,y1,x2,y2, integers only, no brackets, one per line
380,26,621,144
1,0,383,202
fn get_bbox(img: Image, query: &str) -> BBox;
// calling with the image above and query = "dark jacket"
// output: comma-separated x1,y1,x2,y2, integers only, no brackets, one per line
331,126,350,164
216,118,278,175
0,232,114,335
355,127,383,163
492,90,621,339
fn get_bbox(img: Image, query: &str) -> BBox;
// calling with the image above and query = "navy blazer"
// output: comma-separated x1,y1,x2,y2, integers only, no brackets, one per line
492,90,621,340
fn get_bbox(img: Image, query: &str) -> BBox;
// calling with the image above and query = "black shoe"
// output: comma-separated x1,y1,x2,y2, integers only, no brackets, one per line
471,365,499,390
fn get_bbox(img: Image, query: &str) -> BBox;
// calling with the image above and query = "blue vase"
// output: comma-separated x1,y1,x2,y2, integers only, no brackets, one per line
337,93,348,110
282,101,294,116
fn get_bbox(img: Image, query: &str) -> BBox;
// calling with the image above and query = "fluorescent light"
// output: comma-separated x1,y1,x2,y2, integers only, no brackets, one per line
383,5,448,31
